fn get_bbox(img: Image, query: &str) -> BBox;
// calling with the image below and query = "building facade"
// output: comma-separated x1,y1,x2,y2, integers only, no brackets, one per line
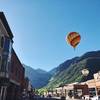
0,12,13,100
0,12,25,100
50,72,100,99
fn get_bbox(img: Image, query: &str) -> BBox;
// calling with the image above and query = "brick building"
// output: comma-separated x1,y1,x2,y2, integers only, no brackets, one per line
6,49,25,100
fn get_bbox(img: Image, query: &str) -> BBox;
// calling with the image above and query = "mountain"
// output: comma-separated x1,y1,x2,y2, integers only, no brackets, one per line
23,64,52,88
49,57,79,75
36,68,47,74
47,50,100,89
23,50,100,89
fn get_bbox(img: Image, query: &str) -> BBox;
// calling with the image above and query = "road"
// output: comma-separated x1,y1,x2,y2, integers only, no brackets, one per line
33,97,80,100
33,97,61,100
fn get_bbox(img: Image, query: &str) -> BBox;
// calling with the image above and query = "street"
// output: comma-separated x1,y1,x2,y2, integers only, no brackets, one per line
32,97,81,100
33,97,61,100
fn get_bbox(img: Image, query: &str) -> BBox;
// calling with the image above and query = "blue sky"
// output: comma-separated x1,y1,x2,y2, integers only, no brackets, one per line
0,0,100,71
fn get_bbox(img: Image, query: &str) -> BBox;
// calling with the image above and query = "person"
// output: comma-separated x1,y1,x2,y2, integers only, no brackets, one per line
68,90,73,98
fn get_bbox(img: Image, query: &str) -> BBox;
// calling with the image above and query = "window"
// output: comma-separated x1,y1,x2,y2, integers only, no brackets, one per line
89,88,96,97
1,57,7,72
3,37,10,53
0,35,5,49
1,36,4,48
11,60,14,73
0,55,2,71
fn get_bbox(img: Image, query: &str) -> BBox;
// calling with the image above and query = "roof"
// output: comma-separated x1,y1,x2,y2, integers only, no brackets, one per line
0,12,13,39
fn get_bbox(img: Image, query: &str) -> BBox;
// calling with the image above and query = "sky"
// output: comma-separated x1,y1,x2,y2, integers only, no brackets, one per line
0,0,100,71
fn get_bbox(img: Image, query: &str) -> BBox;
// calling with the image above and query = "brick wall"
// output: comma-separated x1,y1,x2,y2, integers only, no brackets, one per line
9,48,25,87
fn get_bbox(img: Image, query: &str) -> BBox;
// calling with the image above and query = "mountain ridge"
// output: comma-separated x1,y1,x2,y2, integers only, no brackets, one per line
46,50,100,88
23,50,100,89
23,64,52,88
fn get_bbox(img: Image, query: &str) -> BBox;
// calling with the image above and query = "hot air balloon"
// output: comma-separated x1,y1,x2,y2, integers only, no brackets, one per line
66,32,81,49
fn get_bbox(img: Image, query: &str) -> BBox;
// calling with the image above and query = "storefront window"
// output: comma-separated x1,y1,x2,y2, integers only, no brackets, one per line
97,88,100,95
89,88,96,97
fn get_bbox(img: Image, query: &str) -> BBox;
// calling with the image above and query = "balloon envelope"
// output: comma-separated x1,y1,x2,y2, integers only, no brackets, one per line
66,32,81,48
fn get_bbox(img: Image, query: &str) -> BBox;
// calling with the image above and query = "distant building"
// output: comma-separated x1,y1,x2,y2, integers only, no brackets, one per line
0,12,25,100
24,77,30,91
51,72,100,99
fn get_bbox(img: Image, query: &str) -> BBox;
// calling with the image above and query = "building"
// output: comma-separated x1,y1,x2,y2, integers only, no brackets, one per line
0,12,25,100
23,77,34,93
51,72,100,99
93,72,100,96
24,77,30,92
6,49,25,100
0,12,13,100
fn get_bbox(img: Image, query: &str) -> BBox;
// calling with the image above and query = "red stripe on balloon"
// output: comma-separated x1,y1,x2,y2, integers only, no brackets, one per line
70,35,81,47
